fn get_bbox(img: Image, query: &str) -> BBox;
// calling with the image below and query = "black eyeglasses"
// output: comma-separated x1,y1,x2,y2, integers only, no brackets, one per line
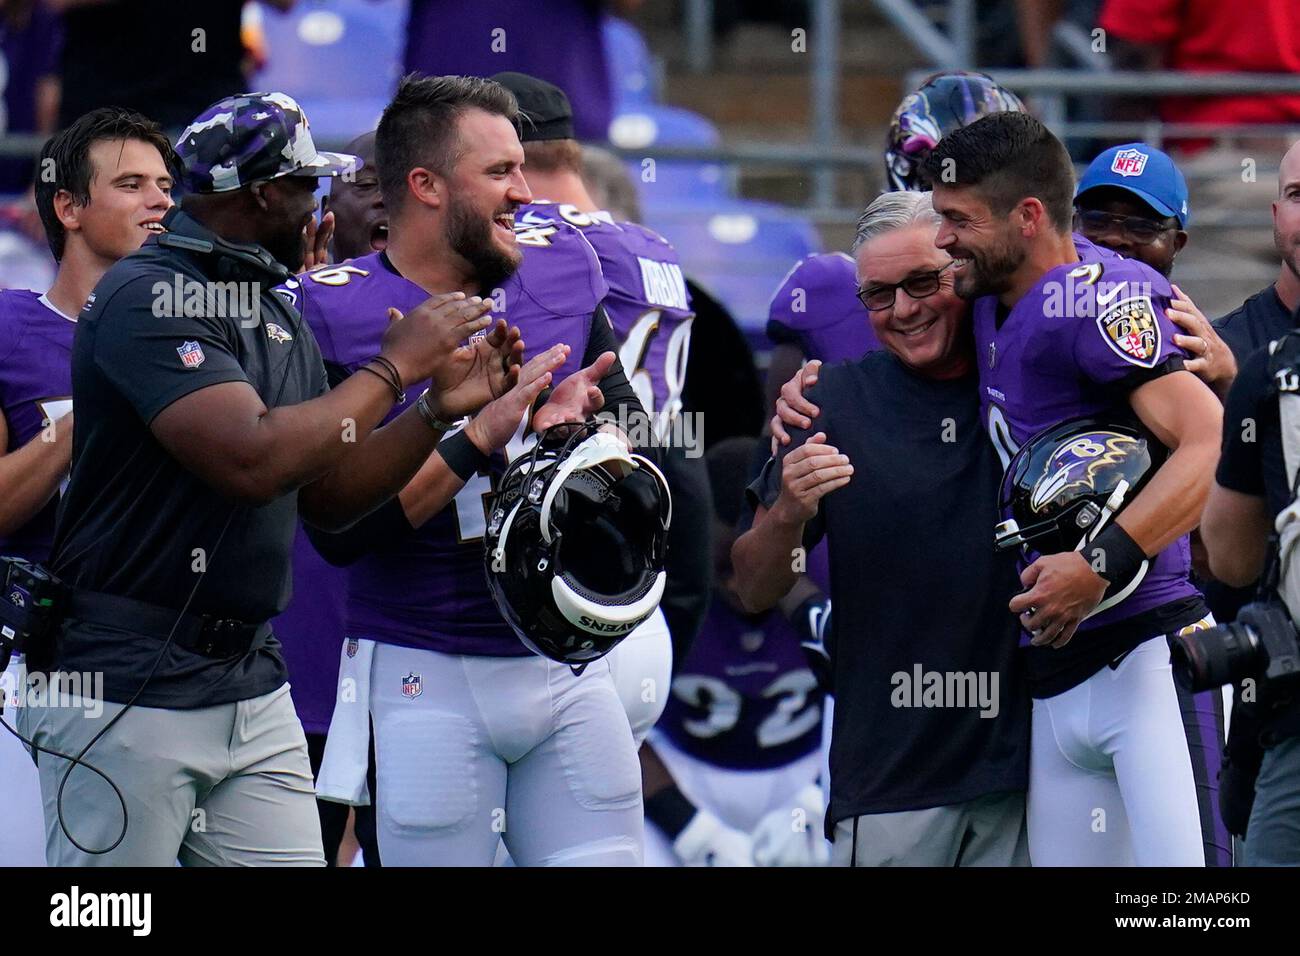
1074,209,1176,245
856,260,955,312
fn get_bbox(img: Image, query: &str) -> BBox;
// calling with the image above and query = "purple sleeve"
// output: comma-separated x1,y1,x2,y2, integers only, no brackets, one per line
1072,277,1186,388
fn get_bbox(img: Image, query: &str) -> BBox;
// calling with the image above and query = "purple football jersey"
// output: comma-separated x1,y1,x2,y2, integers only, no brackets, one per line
0,290,74,563
278,224,605,658
766,252,878,365
518,202,694,439
974,235,1199,632
273,527,348,736
659,596,824,770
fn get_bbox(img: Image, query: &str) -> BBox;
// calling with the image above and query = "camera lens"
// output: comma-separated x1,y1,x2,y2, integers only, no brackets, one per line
1170,621,1260,692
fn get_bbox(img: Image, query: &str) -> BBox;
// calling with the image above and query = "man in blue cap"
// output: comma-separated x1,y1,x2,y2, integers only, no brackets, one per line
17,92,532,866
1076,143,1237,401
1074,142,1190,279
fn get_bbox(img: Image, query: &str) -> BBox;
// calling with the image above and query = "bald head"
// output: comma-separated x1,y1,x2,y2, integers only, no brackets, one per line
1275,141,1300,286
1281,140,1300,198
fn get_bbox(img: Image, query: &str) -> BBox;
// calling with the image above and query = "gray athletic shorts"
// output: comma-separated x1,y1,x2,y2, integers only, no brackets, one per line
831,791,1029,867
16,681,324,866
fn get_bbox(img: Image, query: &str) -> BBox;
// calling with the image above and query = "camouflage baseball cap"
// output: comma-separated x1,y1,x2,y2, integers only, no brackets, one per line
175,92,359,194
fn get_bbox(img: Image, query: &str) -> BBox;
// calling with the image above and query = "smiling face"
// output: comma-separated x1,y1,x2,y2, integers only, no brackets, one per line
856,222,971,379
1074,186,1185,276
930,183,1027,300
442,108,532,290
68,137,173,261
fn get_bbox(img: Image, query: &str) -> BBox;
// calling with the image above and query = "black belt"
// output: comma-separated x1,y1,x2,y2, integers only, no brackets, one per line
67,589,270,660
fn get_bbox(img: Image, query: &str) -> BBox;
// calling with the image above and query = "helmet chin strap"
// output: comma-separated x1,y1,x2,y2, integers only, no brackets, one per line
1074,479,1148,620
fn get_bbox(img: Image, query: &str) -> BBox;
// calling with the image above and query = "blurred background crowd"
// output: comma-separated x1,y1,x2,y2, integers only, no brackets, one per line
1,0,1299,415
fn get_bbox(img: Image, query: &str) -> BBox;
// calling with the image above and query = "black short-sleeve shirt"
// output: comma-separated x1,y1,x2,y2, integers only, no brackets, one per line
48,210,328,708
1217,343,1288,517
743,351,1029,823
1214,285,1294,366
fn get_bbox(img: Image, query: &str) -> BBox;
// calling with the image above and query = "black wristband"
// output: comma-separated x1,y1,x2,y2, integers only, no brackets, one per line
357,363,403,403
437,429,491,482
644,784,697,840
1086,523,1147,585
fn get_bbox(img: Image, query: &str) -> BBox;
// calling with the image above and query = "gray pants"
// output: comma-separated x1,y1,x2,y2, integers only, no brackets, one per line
832,791,1029,867
1244,736,1300,866
16,682,325,866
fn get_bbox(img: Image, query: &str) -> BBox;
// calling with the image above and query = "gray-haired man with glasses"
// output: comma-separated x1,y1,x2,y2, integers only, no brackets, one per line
732,191,1031,866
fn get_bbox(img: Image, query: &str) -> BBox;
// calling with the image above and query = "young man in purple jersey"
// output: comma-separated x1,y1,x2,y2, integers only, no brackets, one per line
489,70,705,750
0,107,176,868
294,75,652,867
924,112,1226,866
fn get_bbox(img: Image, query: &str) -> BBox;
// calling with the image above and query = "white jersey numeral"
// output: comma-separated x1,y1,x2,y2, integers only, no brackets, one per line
451,416,532,543
987,404,1019,471
673,668,820,749
618,309,694,443
755,669,822,748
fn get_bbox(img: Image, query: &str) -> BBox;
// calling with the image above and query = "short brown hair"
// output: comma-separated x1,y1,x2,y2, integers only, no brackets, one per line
35,107,178,261
920,111,1075,232
376,74,519,212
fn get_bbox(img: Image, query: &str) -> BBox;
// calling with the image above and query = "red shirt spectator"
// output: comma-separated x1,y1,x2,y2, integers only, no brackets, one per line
1099,0,1300,127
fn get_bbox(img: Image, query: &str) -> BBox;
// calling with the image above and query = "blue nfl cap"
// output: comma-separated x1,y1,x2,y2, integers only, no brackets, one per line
1075,143,1190,227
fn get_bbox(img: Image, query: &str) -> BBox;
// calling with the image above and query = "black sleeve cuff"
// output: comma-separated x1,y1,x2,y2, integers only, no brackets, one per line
436,429,491,482
644,784,698,840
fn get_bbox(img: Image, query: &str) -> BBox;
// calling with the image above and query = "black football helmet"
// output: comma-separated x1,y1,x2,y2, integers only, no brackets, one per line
884,71,1025,192
995,416,1166,616
484,421,671,667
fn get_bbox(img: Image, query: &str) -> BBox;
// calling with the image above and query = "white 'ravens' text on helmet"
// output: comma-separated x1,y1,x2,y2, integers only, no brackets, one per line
484,421,672,667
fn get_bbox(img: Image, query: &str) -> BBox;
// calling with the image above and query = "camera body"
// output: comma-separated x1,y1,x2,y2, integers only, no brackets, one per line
0,556,64,673
1171,600,1300,696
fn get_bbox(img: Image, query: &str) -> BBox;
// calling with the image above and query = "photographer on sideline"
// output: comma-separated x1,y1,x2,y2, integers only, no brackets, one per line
1201,327,1300,865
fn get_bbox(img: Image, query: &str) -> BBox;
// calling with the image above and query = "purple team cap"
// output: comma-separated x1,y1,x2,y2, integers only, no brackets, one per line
175,92,358,194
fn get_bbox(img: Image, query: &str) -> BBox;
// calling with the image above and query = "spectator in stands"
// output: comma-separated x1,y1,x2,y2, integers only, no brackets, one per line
51,0,296,132
1099,0,1300,134
401,0,643,142
0,0,62,194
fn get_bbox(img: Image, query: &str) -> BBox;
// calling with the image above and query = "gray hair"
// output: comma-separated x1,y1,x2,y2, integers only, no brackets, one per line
852,191,942,253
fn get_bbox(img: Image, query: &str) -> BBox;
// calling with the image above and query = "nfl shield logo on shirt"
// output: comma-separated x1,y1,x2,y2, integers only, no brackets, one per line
176,340,206,368
1110,148,1148,178
345,638,359,659
401,672,423,699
